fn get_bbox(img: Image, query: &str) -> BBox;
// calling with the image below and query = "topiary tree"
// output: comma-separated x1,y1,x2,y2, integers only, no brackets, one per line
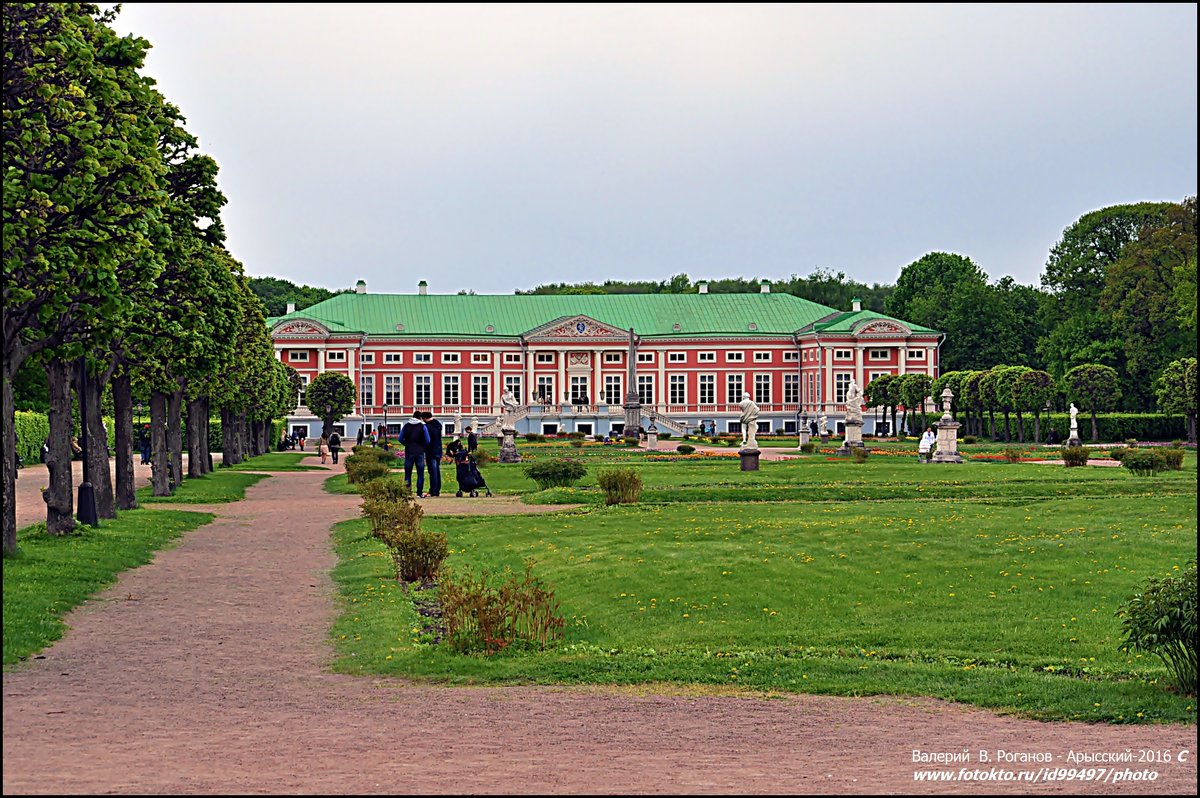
976,368,1005,440
1157,357,1197,444
863,374,895,435
890,374,913,435
992,365,1030,442
304,372,357,438
1012,369,1056,443
1063,363,1122,442
959,370,985,437
899,373,933,435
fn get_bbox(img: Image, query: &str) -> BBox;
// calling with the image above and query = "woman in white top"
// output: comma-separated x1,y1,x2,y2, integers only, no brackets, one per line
918,427,936,462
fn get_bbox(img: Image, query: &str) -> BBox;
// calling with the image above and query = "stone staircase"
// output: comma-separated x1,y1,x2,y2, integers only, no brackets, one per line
479,406,530,436
643,411,687,436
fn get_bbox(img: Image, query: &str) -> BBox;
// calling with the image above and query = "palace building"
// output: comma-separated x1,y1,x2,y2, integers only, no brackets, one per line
269,279,941,441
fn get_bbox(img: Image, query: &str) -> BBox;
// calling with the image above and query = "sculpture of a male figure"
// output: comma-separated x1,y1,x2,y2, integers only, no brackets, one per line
739,391,760,449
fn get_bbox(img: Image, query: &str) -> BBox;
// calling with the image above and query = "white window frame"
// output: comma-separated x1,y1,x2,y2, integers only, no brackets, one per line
471,352,491,364
504,353,522,363
907,349,926,360
384,375,403,406
754,373,771,405
834,349,853,360
384,352,403,364
698,374,716,405
668,352,686,363
725,351,744,363
835,373,852,404
360,353,374,364
442,375,460,407
298,374,309,407
326,350,346,362
669,374,686,404
637,352,655,364
603,375,623,405
472,375,490,406
698,351,716,363
413,352,432,364
604,352,623,364
536,376,555,404
783,374,799,404
414,375,432,406
726,374,743,404
783,351,798,362
359,375,374,408
290,350,309,362
753,351,771,362
570,376,590,403
504,375,523,403
868,349,890,361
442,352,461,364
536,352,554,364
637,374,655,405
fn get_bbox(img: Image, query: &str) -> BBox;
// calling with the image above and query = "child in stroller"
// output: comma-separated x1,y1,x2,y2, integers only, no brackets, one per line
448,438,491,497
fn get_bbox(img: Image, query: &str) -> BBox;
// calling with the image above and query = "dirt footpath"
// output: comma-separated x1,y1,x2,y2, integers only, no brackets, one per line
3,465,1195,794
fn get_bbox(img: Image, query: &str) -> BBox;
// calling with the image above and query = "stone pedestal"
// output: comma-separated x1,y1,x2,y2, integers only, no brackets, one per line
498,427,521,463
931,415,962,463
820,434,830,445
646,432,658,449
739,448,760,471
798,429,810,449
837,420,865,455
1065,435,1081,448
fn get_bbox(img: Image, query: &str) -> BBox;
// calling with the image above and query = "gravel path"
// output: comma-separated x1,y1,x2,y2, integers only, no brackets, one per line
3,464,1195,794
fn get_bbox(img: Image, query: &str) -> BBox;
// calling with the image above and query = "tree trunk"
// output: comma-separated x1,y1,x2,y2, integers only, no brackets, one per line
45,358,75,534
1188,413,1196,445
1033,411,1042,445
1090,410,1099,442
187,398,205,478
199,399,212,474
987,410,995,440
221,406,238,466
168,387,184,485
79,366,115,519
890,405,897,438
113,373,137,510
1015,410,1025,443
2,364,19,554
1002,411,1011,442
150,391,172,496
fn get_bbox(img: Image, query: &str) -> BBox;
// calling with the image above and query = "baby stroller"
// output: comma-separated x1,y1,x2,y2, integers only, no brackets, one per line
453,448,492,497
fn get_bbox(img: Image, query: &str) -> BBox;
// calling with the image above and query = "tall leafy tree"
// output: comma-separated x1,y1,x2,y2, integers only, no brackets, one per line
305,373,357,438
3,3,168,547
1012,369,1056,443
1063,364,1122,442
864,374,897,436
992,366,1030,442
1156,358,1197,444
898,373,933,435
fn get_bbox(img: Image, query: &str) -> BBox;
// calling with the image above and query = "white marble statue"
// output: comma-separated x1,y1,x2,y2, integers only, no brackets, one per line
1068,403,1079,439
845,379,863,424
500,388,520,428
739,391,760,449
818,413,829,436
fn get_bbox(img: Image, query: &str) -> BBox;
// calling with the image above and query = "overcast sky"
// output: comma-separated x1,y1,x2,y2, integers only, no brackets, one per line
111,3,1197,296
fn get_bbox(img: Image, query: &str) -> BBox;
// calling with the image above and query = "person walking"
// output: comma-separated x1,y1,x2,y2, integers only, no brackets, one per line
420,411,443,497
139,425,152,464
400,411,430,497
465,425,478,454
918,426,936,463
319,433,331,464
356,426,365,447
329,430,343,464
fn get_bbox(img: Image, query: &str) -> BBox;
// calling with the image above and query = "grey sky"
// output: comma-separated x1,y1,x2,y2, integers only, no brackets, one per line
111,3,1197,296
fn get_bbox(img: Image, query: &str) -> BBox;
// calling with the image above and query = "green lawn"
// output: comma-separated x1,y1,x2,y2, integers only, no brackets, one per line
222,452,326,471
137,470,269,504
329,453,1197,723
3,510,214,666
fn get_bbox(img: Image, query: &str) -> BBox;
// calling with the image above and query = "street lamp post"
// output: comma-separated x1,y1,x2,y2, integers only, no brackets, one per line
76,359,98,526
324,404,332,438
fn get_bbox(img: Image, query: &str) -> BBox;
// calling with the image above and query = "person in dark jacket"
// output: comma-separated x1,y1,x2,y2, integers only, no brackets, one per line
420,411,443,497
329,430,343,464
465,425,478,454
399,412,430,497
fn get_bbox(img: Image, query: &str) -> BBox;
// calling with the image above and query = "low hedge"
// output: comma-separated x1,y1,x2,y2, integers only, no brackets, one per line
909,412,1188,442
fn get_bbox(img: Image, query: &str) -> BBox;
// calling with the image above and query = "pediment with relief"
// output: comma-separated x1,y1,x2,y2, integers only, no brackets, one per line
272,319,331,338
524,315,627,341
853,319,912,337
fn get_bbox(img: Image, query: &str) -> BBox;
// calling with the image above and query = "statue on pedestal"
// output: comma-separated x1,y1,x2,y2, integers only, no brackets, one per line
739,391,760,449
501,388,520,428
818,413,829,437
1068,403,1079,440
845,379,863,424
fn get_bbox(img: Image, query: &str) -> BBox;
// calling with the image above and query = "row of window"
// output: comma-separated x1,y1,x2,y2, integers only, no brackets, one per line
288,347,930,365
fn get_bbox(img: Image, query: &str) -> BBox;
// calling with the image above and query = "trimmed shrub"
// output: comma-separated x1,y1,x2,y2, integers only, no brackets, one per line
473,448,496,465
1107,447,1128,462
1160,448,1186,471
360,478,422,537
523,458,586,489
962,436,977,444
380,527,448,584
676,444,695,454
1060,446,1089,468
658,431,672,440
800,442,817,453
1117,562,1197,695
567,431,586,440
345,454,391,485
524,433,546,443
438,560,565,653
597,468,643,505
569,439,584,448
1121,449,1159,476
850,447,869,463
1002,447,1025,463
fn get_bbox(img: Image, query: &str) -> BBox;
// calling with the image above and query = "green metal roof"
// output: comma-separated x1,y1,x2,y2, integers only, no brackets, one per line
800,309,939,335
267,292,879,338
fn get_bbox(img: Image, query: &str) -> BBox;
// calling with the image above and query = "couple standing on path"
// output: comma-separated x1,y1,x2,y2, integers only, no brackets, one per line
399,411,442,498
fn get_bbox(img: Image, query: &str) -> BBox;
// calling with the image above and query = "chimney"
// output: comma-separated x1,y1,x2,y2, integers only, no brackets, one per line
355,280,366,294
852,297,862,312
760,279,771,294
698,281,709,294
418,280,428,296
286,302,296,314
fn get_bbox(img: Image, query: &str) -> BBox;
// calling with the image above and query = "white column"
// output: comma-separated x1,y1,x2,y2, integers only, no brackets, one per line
557,351,567,405
592,349,602,406
899,343,907,376
855,346,864,395
350,346,358,415
525,350,535,403
317,347,325,375
657,351,666,412
926,346,935,377
274,347,283,361
493,354,501,413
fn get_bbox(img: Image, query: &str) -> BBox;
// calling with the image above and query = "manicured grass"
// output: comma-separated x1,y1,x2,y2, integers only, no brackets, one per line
137,470,269,504
329,455,1197,723
222,452,326,471
3,510,214,666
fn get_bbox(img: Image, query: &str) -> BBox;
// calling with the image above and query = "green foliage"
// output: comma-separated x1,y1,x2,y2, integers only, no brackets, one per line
13,411,49,466
569,439,584,448
962,436,977,445
345,454,392,485
567,431,586,440
1060,446,1090,468
850,447,869,463
799,442,817,453
524,433,546,442
360,477,421,538
438,560,565,653
1002,447,1025,463
596,468,643,505
1118,562,1197,695
1161,448,1186,471
676,444,696,454
1064,363,1122,440
248,276,350,317
522,458,586,490
379,527,447,584
304,372,357,435
1121,449,1160,476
